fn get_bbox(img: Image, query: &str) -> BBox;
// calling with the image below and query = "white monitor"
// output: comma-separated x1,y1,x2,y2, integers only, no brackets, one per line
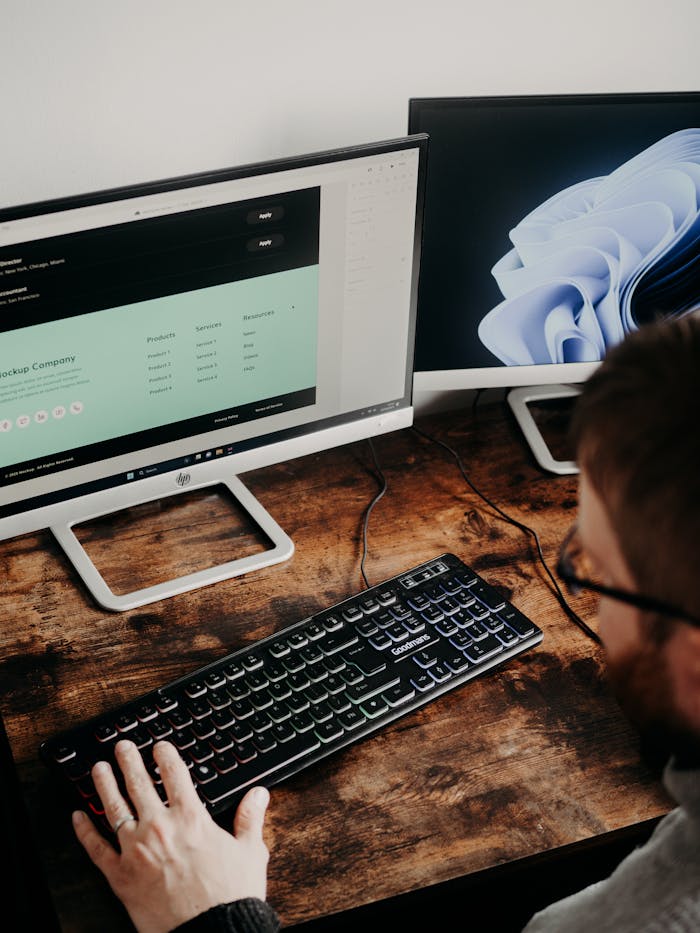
408,92,700,472
0,135,427,610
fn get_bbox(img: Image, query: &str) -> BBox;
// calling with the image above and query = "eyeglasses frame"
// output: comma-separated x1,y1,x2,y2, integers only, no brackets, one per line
556,524,700,629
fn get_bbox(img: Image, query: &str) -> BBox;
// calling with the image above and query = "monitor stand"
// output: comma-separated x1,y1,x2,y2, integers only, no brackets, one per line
50,474,294,612
507,384,581,475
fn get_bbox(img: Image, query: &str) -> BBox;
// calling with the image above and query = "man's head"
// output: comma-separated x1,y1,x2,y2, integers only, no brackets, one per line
570,312,700,763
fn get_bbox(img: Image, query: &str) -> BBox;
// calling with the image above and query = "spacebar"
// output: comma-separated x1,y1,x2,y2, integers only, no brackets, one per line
199,732,321,806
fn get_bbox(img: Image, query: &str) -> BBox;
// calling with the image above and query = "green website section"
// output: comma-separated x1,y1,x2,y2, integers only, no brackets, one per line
0,266,319,469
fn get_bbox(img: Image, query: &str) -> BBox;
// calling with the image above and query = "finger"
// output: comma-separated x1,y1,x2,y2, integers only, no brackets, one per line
115,739,162,818
72,810,120,875
153,740,201,811
233,785,269,842
91,758,133,831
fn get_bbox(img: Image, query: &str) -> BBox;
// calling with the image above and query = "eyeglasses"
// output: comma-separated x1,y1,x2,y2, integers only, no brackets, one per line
556,524,700,629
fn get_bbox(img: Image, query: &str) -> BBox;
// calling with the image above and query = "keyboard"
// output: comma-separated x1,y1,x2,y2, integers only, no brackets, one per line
40,553,543,833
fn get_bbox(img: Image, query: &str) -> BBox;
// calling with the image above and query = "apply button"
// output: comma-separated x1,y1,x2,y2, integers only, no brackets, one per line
246,206,285,225
246,234,284,252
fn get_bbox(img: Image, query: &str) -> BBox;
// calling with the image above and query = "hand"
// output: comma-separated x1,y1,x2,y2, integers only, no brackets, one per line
72,739,271,933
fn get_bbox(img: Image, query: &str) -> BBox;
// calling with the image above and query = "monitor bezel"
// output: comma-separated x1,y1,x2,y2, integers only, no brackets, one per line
408,90,700,393
0,134,428,544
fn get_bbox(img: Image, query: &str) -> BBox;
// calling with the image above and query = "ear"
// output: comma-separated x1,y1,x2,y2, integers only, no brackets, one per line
671,625,700,730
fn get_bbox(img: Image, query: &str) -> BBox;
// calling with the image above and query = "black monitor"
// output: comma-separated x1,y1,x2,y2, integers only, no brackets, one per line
408,92,700,471
0,135,427,609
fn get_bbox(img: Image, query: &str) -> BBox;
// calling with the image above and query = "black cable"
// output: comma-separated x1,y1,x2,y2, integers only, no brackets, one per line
411,424,601,645
360,437,388,589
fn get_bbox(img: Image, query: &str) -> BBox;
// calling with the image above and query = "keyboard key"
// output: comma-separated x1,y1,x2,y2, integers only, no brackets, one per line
338,708,366,730
342,605,363,623
410,672,436,692
316,720,345,743
253,733,277,754
95,725,117,743
383,682,416,707
271,721,296,743
375,589,396,606
445,654,470,674
429,664,452,684
268,642,290,659
155,692,178,713
466,621,488,641
407,592,431,611
234,742,257,764
204,673,227,691
368,631,393,650
215,749,238,774
464,634,504,663
346,671,400,703
386,623,409,643
222,662,245,680
497,607,535,638
310,702,333,724
356,619,379,637
115,714,138,733
211,709,235,731
497,626,519,647
360,697,389,718
291,712,315,733
328,693,352,714
185,680,207,699
318,628,359,656
192,719,216,739
470,581,506,612
231,722,253,743
413,649,438,668
136,704,158,722
209,732,233,754
343,644,387,675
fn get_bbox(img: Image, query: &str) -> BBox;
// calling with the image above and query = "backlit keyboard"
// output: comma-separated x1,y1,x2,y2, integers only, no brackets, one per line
40,553,543,832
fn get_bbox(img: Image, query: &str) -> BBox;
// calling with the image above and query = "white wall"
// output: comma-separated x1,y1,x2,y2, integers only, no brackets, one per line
3,0,699,208
2,1,698,416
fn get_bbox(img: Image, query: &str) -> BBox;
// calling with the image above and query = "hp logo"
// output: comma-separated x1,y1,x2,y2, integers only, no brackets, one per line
176,472,191,487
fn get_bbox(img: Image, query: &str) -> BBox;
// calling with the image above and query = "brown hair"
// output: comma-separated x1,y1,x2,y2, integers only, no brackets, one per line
570,312,700,621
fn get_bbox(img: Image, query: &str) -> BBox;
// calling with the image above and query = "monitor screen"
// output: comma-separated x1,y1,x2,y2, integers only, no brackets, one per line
0,136,427,608
408,92,700,391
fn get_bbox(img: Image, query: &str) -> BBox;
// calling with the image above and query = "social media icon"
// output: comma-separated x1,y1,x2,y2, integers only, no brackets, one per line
0,419,11,432
70,401,84,415
16,414,30,428
35,410,48,424
53,405,66,419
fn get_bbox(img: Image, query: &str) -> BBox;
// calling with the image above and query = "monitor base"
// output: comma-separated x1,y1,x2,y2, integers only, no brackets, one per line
51,474,294,611
507,384,581,476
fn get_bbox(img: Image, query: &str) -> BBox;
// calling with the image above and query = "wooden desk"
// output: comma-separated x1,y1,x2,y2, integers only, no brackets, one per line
0,404,672,931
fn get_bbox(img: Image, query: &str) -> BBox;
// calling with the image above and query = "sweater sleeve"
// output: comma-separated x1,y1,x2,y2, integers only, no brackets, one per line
169,898,281,933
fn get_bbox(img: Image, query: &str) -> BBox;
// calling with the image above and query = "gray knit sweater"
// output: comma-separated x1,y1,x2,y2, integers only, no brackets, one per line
523,758,700,932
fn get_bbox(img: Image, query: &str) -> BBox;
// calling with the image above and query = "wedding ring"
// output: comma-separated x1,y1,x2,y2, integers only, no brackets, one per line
112,813,137,834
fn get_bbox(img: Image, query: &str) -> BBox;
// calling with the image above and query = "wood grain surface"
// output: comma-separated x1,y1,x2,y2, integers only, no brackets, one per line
0,403,672,931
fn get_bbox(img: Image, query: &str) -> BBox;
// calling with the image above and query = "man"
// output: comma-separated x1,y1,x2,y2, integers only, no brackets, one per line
73,314,700,932
524,311,700,930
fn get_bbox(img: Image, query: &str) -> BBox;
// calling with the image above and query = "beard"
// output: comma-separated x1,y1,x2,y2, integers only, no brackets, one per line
606,635,700,774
